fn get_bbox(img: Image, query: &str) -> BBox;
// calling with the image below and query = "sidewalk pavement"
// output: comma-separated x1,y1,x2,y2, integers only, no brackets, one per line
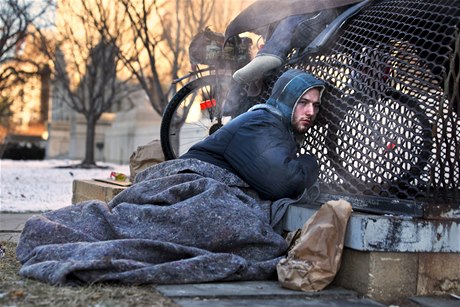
0,212,36,243
1,212,457,307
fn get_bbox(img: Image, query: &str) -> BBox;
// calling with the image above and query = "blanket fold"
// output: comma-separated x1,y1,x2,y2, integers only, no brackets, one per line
17,159,293,285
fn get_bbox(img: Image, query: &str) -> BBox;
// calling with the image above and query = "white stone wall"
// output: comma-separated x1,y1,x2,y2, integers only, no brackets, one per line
45,120,71,159
104,99,162,164
46,88,161,164
68,113,115,161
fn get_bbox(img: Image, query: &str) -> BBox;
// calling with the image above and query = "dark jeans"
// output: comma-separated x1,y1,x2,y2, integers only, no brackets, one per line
225,9,341,116
259,9,340,61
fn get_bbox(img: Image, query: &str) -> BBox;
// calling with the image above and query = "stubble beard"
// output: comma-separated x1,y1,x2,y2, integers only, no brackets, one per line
293,122,309,134
293,117,313,134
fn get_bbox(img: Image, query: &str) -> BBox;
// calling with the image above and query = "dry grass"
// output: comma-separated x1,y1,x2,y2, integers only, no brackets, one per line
0,241,179,307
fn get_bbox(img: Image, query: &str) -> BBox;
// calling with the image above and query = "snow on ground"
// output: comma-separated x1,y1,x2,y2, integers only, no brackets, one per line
0,159,130,212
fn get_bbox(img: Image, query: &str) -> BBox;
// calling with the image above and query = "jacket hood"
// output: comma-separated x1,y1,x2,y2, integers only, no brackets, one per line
266,69,325,124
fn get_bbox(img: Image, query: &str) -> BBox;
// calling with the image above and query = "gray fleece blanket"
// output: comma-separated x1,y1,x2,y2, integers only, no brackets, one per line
16,159,313,286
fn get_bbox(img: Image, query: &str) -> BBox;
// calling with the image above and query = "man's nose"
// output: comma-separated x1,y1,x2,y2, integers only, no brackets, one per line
304,103,314,115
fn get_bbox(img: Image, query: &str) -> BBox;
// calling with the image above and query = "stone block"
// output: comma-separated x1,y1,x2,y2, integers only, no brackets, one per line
333,249,460,304
72,179,128,204
334,249,418,304
417,253,460,296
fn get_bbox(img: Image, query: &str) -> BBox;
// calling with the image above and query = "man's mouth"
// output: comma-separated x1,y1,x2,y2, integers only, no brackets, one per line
300,118,311,126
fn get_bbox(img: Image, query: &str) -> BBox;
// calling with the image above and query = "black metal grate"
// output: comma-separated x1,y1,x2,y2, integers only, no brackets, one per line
263,0,460,214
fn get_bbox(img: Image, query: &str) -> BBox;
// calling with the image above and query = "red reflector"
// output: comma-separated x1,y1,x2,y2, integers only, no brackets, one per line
200,99,216,110
386,142,396,151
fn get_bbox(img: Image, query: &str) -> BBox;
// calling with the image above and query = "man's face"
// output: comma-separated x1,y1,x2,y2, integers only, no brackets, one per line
292,88,321,134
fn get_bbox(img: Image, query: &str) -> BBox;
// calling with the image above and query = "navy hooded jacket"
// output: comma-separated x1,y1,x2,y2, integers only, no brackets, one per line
180,69,325,200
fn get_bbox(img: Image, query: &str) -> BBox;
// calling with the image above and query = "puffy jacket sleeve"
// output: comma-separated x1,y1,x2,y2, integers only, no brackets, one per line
223,115,318,200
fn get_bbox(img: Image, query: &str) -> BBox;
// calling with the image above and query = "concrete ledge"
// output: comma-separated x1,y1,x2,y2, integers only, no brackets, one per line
284,204,460,252
157,281,386,306
72,179,128,204
157,281,357,299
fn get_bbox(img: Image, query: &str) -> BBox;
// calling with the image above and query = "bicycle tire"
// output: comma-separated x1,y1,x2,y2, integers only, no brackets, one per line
330,91,433,197
160,74,233,160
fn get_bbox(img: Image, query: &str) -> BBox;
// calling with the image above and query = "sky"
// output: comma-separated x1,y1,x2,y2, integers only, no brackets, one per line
0,159,129,212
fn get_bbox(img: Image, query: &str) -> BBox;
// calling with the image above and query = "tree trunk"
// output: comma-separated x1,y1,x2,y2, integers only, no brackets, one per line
82,115,97,167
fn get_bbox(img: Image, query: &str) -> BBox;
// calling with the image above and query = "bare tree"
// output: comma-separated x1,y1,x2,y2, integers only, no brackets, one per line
0,0,54,128
0,95,13,126
38,0,135,167
108,0,215,116
84,0,251,118
102,0,251,117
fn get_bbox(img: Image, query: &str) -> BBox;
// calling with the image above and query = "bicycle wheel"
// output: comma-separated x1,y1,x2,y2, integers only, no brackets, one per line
161,74,233,160
330,91,433,198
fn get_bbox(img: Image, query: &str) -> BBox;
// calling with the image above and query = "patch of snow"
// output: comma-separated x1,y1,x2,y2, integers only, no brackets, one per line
0,159,130,213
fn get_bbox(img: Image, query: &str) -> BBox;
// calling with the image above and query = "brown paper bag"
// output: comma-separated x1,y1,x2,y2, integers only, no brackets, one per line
129,140,165,181
277,199,353,292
